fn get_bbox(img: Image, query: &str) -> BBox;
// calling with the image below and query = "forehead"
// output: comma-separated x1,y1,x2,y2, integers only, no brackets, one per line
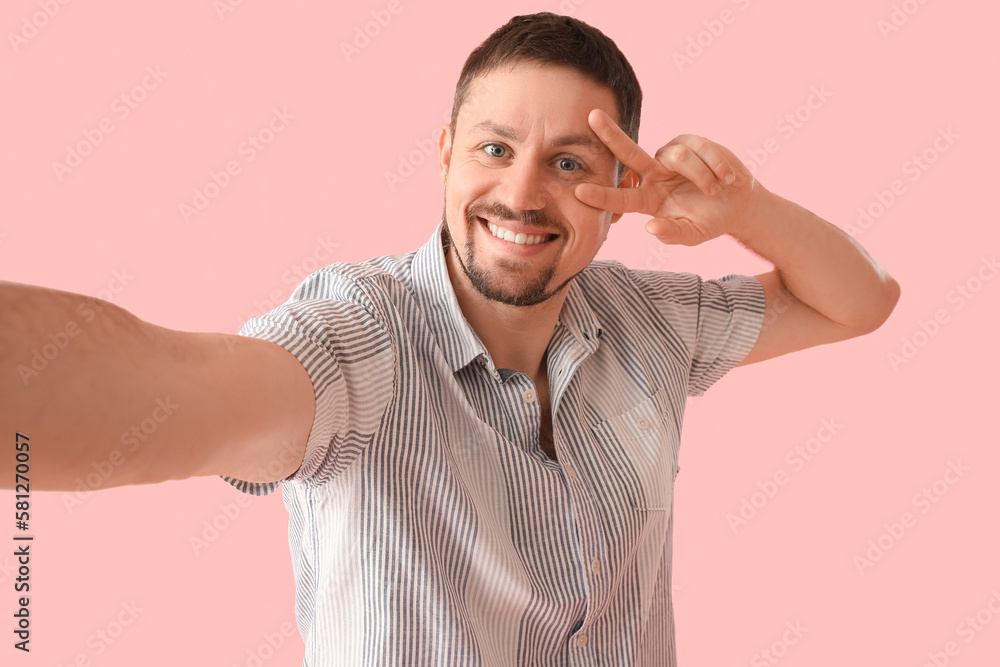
454,62,619,140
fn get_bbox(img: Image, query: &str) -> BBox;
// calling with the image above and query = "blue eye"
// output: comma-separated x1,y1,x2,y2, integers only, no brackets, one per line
485,144,506,158
557,157,580,171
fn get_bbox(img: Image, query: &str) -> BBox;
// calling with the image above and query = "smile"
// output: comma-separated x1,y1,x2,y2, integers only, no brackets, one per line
484,220,555,246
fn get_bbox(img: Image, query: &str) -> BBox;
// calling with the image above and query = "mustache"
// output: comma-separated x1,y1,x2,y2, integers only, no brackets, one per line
466,200,566,233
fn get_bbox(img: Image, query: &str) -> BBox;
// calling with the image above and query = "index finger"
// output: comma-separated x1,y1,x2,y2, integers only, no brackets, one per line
587,108,659,178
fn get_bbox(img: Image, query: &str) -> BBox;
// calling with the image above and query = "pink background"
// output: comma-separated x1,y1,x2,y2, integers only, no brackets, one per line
2,0,998,665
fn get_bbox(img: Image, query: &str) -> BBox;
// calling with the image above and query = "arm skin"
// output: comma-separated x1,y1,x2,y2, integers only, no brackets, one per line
0,281,315,491
731,183,901,367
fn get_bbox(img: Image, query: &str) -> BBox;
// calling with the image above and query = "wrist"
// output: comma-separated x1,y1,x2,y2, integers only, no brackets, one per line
726,181,777,242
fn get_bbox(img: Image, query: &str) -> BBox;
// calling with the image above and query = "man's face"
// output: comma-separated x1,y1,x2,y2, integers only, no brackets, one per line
438,62,629,307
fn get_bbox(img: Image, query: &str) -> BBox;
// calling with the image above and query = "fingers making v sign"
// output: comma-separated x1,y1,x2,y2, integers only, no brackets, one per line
574,108,762,246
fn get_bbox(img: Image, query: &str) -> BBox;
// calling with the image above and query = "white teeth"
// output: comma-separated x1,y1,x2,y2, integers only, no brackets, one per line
486,221,550,245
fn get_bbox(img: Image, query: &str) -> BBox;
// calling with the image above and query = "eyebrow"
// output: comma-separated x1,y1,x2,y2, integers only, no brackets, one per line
469,120,609,157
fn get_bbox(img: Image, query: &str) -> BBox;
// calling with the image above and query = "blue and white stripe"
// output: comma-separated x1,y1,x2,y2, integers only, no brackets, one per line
222,223,765,666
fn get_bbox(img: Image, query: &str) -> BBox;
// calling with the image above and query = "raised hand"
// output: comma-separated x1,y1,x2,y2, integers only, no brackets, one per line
575,108,763,246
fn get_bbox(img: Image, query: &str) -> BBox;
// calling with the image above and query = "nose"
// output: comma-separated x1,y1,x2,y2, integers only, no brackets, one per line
496,157,551,213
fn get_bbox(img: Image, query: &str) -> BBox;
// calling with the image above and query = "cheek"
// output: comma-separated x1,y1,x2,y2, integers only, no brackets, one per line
447,170,491,205
561,195,613,231
553,184,589,212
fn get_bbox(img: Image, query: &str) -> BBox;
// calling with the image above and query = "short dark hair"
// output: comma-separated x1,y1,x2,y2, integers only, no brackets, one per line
449,12,642,183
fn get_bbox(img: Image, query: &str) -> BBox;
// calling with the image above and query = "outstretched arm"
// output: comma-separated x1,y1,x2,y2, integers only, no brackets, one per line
0,281,315,491
574,108,900,366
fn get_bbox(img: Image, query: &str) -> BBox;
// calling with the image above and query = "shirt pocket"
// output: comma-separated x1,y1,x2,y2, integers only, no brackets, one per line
589,388,679,514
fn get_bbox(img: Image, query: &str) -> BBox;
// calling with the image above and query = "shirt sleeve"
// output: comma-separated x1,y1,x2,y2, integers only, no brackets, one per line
631,270,766,398
685,273,765,397
219,269,396,496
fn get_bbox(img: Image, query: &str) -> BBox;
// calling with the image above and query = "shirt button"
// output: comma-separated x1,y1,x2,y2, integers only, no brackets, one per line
591,558,601,574
523,389,536,403
575,633,588,647
565,464,577,480
637,417,650,430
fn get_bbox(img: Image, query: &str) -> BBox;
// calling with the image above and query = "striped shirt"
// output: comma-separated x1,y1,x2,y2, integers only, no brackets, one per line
222,223,765,666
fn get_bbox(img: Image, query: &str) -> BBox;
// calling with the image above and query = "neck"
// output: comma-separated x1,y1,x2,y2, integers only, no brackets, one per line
445,246,566,381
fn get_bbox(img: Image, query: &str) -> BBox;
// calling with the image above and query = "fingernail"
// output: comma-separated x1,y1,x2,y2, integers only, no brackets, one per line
725,173,735,184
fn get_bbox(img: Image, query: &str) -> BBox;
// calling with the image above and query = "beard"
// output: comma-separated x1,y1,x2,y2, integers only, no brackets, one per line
442,197,578,308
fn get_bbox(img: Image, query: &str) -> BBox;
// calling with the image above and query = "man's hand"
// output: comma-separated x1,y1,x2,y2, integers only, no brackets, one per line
574,108,761,246
574,108,900,366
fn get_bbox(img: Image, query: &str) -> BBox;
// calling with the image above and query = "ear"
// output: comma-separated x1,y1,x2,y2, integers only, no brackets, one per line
609,167,639,225
438,124,452,187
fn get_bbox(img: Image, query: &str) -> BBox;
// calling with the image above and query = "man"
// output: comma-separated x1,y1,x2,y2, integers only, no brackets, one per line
1,12,898,666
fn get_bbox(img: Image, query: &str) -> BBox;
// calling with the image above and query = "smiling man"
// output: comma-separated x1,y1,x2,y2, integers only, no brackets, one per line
223,15,897,663
441,65,622,309
1,11,899,667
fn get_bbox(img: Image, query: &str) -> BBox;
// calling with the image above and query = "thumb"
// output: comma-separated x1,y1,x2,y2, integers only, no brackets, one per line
645,218,686,245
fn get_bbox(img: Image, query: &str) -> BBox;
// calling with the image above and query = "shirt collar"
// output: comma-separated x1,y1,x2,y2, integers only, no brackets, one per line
410,221,604,375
